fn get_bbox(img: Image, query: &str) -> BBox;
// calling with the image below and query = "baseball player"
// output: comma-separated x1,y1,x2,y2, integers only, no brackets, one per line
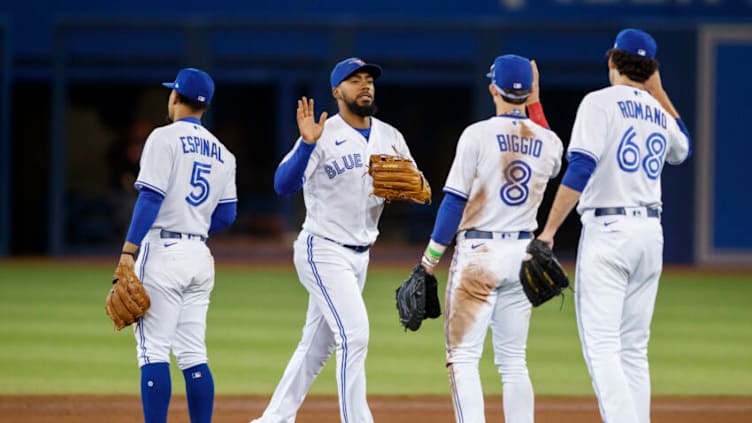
251,57,425,423
537,29,691,423
116,68,237,423
419,55,562,423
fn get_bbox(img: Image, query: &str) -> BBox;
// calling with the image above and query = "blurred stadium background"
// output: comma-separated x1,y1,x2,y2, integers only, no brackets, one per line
0,2,750,263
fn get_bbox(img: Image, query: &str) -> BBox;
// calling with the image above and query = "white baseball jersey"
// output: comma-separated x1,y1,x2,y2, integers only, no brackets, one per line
444,115,563,232
279,113,414,246
135,120,237,236
569,85,690,214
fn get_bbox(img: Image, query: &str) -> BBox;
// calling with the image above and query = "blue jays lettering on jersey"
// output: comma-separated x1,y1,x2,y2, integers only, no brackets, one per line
324,152,364,179
279,114,415,246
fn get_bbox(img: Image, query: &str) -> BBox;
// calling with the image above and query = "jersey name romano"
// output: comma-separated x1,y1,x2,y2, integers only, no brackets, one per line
616,100,667,129
179,135,225,163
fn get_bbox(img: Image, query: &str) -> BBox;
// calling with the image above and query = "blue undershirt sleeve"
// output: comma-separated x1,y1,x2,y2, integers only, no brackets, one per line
430,192,468,246
274,141,316,195
125,187,164,245
209,201,237,234
676,117,693,158
561,151,597,193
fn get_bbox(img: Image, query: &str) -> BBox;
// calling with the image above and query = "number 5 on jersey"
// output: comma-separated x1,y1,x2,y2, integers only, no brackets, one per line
187,161,212,206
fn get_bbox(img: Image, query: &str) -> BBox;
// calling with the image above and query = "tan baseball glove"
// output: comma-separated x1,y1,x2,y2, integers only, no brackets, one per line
105,263,151,330
368,154,431,205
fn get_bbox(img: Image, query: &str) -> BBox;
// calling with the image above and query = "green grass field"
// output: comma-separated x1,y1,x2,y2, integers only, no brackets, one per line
0,261,750,397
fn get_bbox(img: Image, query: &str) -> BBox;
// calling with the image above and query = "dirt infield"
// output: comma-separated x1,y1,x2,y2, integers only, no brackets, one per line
1,395,751,422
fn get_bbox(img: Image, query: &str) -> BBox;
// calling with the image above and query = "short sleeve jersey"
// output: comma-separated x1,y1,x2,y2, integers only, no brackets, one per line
135,119,237,237
568,85,690,214
278,114,414,246
444,115,563,233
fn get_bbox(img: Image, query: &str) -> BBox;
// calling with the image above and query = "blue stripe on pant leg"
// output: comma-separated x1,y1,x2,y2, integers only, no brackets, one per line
306,235,350,423
138,242,151,365
448,365,464,423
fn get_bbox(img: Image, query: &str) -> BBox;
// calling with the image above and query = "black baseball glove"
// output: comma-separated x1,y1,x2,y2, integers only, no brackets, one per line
396,264,441,331
519,239,570,307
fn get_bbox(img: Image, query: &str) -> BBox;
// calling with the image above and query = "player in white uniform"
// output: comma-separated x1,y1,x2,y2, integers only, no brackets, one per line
116,68,237,423
251,57,426,423
537,29,691,423
419,55,562,423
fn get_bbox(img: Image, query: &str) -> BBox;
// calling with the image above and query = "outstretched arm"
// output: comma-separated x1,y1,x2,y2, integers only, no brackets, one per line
537,151,597,247
537,185,581,249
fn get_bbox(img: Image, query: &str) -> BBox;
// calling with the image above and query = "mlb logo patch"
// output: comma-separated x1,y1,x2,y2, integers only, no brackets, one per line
198,96,206,102
513,82,522,89
637,49,646,56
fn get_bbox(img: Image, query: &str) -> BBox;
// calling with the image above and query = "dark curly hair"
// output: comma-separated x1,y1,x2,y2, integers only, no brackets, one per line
177,93,209,112
608,49,659,83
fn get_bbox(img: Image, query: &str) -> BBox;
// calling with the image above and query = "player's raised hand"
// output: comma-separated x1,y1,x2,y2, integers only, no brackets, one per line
527,59,540,104
645,69,680,118
297,96,328,144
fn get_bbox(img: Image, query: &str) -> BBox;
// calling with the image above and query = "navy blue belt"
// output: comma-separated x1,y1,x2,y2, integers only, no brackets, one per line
323,237,370,253
464,230,533,240
594,207,660,218
160,229,207,242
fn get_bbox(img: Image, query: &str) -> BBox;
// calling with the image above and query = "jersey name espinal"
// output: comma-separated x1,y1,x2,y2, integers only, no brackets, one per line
180,135,225,163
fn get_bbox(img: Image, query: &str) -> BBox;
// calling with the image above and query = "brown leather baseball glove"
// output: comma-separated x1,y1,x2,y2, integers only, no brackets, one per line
368,154,431,205
105,263,151,330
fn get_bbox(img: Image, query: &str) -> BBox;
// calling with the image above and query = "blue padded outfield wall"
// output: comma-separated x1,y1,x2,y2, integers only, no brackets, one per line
1,1,751,263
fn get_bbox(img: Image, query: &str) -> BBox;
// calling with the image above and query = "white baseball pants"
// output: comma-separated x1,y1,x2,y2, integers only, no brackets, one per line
253,231,373,423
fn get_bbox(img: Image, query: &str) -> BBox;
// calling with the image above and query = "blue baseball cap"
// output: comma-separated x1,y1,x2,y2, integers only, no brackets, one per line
486,54,532,100
162,68,215,104
612,28,657,59
330,57,382,89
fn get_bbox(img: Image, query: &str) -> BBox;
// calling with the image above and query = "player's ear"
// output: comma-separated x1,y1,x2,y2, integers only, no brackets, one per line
488,83,499,97
331,87,340,100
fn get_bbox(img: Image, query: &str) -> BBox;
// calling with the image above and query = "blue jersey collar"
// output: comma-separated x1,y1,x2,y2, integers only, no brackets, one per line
178,117,202,125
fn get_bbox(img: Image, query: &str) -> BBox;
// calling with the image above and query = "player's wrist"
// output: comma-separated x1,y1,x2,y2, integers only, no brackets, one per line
121,241,139,258
422,240,447,268
300,135,319,145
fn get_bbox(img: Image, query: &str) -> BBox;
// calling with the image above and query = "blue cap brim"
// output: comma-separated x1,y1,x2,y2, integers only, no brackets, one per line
349,64,382,80
162,82,176,89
